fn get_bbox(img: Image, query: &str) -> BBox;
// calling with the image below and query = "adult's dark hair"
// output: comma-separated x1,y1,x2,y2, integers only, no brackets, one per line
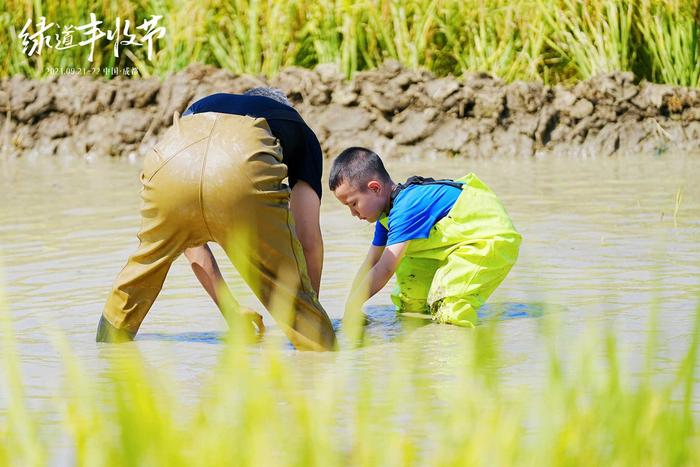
243,87,291,106
329,147,392,191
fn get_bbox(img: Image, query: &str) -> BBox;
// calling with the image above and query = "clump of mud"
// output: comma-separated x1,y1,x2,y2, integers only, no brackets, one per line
1,61,699,159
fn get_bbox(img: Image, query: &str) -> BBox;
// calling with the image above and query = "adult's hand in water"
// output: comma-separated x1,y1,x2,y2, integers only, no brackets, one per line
240,307,265,335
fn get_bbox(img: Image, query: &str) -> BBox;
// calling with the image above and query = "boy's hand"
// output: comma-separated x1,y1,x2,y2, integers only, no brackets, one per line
342,302,366,343
342,241,408,344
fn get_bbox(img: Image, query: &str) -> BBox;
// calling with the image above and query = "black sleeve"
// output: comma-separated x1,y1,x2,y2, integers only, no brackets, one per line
268,120,324,200
291,124,323,200
184,93,324,199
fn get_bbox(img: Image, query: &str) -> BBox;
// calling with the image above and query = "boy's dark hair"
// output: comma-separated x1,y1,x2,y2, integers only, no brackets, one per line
329,147,392,191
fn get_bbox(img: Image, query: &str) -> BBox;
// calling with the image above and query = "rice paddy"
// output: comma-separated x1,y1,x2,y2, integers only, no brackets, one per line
1,154,699,466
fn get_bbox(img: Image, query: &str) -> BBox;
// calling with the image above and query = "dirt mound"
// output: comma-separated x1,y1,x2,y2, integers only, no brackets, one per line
1,62,699,159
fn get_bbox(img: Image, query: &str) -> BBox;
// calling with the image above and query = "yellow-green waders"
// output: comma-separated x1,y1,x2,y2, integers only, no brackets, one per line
380,174,521,327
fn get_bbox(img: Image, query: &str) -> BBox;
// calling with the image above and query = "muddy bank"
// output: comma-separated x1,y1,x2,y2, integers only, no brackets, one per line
1,61,699,160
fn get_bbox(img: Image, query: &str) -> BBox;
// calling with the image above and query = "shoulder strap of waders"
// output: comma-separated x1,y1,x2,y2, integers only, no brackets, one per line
389,176,464,210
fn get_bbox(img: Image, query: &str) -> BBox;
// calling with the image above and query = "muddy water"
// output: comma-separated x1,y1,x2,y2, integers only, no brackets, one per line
1,152,699,444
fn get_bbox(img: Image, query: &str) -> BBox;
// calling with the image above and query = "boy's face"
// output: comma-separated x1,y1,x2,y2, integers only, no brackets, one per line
333,179,388,223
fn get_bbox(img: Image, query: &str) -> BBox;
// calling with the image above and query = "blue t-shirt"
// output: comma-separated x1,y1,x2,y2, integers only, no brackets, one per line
372,183,462,247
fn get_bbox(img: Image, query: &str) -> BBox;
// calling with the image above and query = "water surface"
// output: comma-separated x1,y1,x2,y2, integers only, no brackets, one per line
1,152,699,455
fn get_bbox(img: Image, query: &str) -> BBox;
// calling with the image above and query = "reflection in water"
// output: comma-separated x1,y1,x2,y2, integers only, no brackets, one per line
133,301,554,346
136,330,223,344
1,153,700,442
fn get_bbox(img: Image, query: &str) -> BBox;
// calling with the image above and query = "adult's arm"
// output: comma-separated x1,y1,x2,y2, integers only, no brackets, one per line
184,244,264,333
289,180,323,296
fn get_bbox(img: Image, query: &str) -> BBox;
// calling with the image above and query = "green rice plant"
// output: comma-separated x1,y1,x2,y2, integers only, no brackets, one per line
297,0,374,77
0,267,45,466
364,0,438,71
2,248,700,465
0,0,34,77
434,0,545,82
301,0,440,78
1,276,699,466
2,0,700,86
258,0,306,75
207,0,267,75
51,335,177,466
636,0,700,87
207,0,315,76
301,0,343,68
1,0,152,78
537,0,635,81
140,0,211,77
337,1,364,77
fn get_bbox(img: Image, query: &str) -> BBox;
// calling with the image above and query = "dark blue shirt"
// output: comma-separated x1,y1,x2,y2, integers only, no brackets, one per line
183,93,323,199
372,183,462,246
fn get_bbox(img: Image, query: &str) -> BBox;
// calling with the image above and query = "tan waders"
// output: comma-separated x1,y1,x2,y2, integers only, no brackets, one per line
381,173,521,327
99,112,336,351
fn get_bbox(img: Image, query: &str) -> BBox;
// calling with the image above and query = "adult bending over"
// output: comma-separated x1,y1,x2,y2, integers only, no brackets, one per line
96,88,336,351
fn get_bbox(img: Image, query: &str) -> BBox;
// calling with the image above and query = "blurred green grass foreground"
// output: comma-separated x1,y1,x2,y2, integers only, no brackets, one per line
1,277,700,465
3,1,700,465
1,0,699,86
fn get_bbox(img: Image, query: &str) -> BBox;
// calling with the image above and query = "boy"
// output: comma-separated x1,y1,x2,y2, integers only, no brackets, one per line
329,147,520,330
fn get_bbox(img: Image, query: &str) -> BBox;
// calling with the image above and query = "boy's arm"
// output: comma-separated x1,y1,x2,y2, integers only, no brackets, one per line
184,244,264,333
349,244,385,294
289,180,323,295
344,241,408,329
